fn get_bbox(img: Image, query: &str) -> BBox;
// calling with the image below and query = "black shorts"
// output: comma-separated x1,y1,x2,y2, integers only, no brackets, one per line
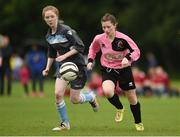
101,66,136,90
57,66,87,90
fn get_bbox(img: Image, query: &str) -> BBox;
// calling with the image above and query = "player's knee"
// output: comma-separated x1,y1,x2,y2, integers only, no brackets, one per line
55,92,63,100
129,98,137,105
70,96,80,104
103,89,114,98
127,94,137,105
125,89,137,104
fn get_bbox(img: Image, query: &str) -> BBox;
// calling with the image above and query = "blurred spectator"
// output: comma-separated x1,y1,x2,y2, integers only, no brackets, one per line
0,35,13,96
26,44,46,97
132,67,146,96
19,61,30,96
0,36,12,95
0,35,2,80
10,53,23,80
150,66,169,97
153,66,179,97
146,52,158,68
144,67,157,97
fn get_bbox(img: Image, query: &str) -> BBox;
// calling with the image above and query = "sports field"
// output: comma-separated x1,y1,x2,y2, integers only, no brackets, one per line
0,80,179,136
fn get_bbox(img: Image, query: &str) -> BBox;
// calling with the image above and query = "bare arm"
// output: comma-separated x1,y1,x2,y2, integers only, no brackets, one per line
42,58,54,76
56,49,78,62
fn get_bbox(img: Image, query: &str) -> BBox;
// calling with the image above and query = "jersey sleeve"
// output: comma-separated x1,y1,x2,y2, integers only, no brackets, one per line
124,36,140,62
88,35,101,63
65,29,85,54
47,43,57,58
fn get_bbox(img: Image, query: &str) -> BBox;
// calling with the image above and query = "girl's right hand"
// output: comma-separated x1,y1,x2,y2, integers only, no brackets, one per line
42,69,49,76
87,62,93,70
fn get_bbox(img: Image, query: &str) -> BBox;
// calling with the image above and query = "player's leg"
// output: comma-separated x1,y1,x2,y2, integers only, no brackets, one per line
120,66,144,131
70,89,94,103
31,73,37,96
102,80,124,122
70,67,99,112
52,78,70,131
125,89,144,131
24,83,29,96
70,87,99,112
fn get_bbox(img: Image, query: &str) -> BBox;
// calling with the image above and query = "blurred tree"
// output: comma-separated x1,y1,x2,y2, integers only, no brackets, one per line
118,0,180,70
0,0,179,71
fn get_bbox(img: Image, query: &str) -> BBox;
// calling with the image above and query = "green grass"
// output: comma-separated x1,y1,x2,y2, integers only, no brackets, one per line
0,80,180,136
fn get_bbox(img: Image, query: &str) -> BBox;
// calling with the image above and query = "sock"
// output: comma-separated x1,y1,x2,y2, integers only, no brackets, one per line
130,102,142,123
80,92,94,103
107,94,123,109
57,100,68,123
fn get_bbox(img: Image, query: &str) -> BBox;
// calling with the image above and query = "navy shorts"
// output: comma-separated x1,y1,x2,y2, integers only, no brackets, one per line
57,65,87,90
101,66,136,90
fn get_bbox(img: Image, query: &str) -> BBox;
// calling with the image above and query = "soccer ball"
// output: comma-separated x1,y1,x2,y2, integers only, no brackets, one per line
59,62,79,81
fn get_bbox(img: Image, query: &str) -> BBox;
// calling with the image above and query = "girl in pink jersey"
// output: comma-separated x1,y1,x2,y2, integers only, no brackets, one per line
87,13,144,131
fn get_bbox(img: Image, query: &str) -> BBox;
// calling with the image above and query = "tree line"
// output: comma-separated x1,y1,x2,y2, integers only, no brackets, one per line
0,0,180,71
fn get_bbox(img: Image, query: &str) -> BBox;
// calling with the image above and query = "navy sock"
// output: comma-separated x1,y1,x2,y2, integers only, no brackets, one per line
107,94,123,109
130,102,142,123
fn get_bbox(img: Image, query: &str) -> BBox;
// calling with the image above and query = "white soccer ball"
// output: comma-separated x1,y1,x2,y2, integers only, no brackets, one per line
59,62,79,81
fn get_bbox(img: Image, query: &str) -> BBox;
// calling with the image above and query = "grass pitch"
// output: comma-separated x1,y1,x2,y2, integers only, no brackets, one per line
0,80,180,136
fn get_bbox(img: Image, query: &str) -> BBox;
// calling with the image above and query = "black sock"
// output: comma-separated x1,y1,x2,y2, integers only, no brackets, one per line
107,94,123,109
130,102,142,123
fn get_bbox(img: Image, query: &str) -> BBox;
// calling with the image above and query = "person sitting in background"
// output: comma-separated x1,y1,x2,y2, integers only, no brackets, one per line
132,67,146,96
150,66,169,97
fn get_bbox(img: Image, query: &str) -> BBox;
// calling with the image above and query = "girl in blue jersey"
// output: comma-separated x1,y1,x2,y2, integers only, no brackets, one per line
42,5,98,131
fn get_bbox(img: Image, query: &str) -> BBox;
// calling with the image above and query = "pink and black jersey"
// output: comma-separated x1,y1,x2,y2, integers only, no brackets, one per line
88,31,140,69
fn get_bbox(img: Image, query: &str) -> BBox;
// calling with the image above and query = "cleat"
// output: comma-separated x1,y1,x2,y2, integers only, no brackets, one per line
115,108,124,122
135,123,144,131
52,122,70,131
89,92,99,112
